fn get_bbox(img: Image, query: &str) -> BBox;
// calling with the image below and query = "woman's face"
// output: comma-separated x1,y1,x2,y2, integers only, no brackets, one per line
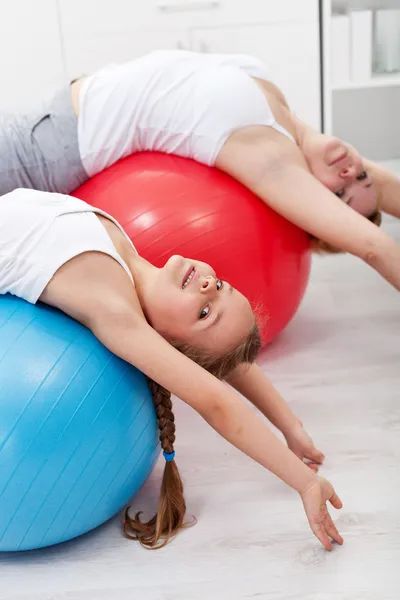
305,135,378,217
140,255,255,354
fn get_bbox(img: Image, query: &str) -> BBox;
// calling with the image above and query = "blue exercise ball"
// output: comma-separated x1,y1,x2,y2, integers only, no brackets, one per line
0,295,160,551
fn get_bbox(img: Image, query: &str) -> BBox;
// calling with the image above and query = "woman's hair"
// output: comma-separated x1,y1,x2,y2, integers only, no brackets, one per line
310,210,382,254
123,322,262,549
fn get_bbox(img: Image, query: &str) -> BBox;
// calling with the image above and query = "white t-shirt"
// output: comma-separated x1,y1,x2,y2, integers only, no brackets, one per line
0,189,136,304
77,50,295,176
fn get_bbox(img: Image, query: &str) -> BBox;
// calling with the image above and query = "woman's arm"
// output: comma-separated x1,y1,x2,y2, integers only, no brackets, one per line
216,132,400,291
364,158,400,219
227,364,325,468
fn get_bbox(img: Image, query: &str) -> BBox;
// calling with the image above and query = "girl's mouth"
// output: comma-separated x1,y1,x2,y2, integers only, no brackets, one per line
182,266,196,289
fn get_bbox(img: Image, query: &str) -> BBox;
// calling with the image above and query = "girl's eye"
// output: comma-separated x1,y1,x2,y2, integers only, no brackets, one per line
199,306,210,320
357,170,368,181
199,280,223,319
335,189,345,199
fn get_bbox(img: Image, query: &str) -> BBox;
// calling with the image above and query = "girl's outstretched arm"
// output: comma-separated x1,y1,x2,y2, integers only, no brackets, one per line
97,314,343,550
40,251,343,550
227,363,325,470
216,130,400,291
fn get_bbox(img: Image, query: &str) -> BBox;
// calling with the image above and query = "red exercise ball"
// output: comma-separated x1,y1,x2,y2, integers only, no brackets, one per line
74,153,311,343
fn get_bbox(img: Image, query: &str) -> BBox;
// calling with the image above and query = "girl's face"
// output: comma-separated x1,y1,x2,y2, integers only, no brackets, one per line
140,255,255,354
305,135,378,218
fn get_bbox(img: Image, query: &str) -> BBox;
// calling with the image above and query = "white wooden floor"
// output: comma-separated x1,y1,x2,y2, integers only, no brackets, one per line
1,165,400,600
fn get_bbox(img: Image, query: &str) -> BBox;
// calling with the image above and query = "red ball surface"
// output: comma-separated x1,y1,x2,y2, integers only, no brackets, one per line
75,153,311,343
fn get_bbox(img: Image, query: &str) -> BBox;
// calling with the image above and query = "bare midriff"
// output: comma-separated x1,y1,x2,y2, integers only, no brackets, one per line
70,76,88,118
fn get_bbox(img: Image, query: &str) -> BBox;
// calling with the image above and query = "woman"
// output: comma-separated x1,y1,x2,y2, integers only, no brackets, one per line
0,49,399,288
0,187,343,550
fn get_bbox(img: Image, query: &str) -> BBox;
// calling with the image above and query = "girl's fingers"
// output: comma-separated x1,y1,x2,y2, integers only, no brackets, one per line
306,462,319,472
312,522,333,552
329,490,343,510
324,516,344,546
306,448,325,464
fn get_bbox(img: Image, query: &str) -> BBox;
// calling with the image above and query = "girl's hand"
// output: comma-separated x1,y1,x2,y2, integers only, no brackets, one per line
285,421,325,471
300,476,343,551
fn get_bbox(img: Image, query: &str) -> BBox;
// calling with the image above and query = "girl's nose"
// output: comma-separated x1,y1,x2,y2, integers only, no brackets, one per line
200,276,216,293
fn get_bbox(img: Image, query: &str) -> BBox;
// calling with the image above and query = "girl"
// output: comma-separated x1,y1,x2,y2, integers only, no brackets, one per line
0,187,343,550
1,50,400,289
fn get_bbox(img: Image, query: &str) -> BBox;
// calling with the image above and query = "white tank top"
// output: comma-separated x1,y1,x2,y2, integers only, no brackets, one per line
0,189,136,304
77,50,296,176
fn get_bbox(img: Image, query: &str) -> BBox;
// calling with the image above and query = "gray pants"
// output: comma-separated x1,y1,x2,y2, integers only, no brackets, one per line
0,86,89,196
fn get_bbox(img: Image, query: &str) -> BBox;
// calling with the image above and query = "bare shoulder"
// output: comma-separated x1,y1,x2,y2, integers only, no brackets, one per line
216,123,306,187
40,251,145,328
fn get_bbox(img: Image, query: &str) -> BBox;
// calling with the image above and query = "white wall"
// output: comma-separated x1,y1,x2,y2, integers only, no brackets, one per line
0,0,322,129
0,0,65,111
333,87,400,161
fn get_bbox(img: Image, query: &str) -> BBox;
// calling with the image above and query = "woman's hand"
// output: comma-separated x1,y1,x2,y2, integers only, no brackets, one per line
300,476,343,551
285,421,325,472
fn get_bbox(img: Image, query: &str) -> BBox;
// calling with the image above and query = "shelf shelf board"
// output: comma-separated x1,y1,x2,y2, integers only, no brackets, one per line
332,74,400,91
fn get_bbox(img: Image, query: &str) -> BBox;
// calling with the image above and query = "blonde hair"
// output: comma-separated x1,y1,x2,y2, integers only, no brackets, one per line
123,323,262,549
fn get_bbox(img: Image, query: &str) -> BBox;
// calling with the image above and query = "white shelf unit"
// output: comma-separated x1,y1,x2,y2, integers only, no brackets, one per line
332,73,400,91
322,0,400,161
